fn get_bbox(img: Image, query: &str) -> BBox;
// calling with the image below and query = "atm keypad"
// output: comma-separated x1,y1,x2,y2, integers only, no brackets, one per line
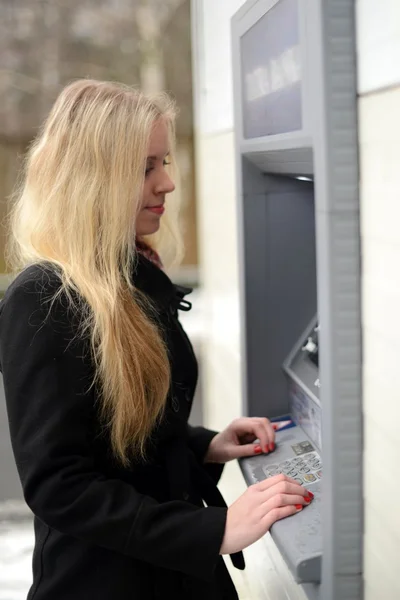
263,451,322,485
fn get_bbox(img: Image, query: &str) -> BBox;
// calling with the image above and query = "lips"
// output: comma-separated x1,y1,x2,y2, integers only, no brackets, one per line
145,205,165,215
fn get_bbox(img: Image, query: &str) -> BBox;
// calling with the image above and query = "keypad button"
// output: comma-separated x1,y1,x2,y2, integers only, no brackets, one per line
263,467,277,477
305,456,318,464
287,468,298,477
294,478,304,485
303,473,317,483
281,466,293,475
280,461,291,468
299,466,311,474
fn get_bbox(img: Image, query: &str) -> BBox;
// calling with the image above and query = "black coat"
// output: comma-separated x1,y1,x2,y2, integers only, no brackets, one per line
0,255,243,600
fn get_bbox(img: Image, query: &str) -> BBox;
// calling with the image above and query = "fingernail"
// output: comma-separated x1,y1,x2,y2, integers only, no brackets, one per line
264,446,270,454
269,443,275,452
304,497,311,504
307,491,314,499
295,504,303,510
254,445,262,454
272,424,278,430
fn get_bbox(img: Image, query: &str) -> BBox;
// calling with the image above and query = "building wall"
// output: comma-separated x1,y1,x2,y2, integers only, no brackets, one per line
193,1,400,597
357,1,400,598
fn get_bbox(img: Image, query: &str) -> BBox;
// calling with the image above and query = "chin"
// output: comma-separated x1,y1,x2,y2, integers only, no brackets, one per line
136,222,161,237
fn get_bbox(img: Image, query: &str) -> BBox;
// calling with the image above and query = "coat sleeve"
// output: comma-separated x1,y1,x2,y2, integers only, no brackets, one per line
0,276,227,581
186,425,218,463
186,425,225,484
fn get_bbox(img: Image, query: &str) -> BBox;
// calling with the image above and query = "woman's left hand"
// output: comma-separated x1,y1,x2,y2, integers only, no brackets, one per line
204,417,276,464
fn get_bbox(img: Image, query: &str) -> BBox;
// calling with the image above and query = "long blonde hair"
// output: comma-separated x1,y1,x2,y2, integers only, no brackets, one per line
8,79,183,465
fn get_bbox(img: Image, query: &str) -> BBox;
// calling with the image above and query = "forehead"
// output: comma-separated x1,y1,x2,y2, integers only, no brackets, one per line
147,119,170,158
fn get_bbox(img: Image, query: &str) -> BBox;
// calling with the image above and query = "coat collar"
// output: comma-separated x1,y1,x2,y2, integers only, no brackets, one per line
132,254,192,314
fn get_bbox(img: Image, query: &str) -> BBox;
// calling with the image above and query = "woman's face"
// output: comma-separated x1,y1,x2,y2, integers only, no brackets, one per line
136,119,175,237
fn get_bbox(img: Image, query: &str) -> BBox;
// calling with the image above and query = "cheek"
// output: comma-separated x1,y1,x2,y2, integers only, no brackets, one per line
140,181,151,209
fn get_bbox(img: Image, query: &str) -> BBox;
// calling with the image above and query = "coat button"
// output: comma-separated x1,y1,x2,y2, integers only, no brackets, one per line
172,396,180,412
182,491,189,501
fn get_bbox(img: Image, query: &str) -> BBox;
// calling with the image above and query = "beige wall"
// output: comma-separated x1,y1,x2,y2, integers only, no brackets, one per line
359,88,400,600
357,1,400,598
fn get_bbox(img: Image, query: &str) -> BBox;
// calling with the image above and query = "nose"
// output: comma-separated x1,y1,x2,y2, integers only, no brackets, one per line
155,172,175,195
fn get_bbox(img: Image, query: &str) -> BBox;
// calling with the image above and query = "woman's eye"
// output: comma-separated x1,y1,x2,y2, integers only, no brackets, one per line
145,159,170,177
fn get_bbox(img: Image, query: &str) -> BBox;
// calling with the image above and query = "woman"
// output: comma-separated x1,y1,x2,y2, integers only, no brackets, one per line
0,79,312,600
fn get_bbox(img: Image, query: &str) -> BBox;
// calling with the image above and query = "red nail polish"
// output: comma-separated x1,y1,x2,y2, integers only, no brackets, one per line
304,497,311,504
264,446,270,453
272,424,278,430
254,445,262,454
295,504,303,510
269,443,275,452
307,491,314,499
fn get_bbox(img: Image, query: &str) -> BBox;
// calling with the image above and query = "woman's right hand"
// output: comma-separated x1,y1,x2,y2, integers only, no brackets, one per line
220,474,313,555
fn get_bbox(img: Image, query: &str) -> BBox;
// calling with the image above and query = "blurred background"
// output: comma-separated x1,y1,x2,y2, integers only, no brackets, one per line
0,0,198,279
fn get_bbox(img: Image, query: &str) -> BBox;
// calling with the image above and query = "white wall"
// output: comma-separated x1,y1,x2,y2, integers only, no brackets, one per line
356,2,400,599
191,0,245,432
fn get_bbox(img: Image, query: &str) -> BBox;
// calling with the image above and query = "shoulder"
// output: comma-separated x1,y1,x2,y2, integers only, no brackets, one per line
3,263,62,303
0,264,77,351
1,263,63,320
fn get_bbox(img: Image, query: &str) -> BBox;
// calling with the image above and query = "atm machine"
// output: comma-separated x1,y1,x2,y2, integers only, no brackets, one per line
231,1,362,600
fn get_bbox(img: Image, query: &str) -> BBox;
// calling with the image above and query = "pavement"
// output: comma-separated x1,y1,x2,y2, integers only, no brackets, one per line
0,515,34,600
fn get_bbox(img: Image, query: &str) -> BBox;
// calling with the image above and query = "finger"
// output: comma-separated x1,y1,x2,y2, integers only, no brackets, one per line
262,504,303,531
256,473,295,490
256,474,311,495
231,418,270,453
228,443,265,459
241,433,258,444
262,492,311,510
251,423,271,454
254,417,275,451
266,480,312,499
